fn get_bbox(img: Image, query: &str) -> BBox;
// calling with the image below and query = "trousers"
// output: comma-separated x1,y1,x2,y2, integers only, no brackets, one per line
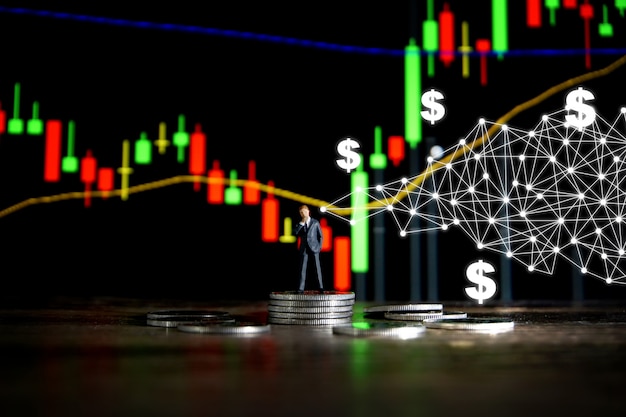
298,250,323,291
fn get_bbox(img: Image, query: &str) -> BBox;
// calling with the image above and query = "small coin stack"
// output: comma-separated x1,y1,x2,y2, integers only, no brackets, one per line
267,291,355,325
364,303,448,321
146,310,271,335
363,303,514,333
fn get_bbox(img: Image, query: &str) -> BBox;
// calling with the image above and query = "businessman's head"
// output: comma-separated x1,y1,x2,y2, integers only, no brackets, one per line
298,204,310,221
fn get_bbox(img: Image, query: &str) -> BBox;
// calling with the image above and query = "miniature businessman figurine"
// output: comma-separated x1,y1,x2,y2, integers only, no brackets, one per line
294,204,324,293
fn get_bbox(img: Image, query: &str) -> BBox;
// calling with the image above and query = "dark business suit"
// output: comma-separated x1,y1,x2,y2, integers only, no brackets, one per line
294,218,324,291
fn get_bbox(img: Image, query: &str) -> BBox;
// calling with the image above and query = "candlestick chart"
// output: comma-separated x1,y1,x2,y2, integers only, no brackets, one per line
1,0,625,302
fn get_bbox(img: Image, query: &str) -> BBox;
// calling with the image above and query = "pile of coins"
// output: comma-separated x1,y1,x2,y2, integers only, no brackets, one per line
146,310,271,335
363,302,468,322
267,291,355,325
144,300,515,336
330,302,515,337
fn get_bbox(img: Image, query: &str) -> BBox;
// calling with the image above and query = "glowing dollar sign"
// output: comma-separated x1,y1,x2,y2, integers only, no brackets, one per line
421,89,446,125
464,260,497,305
564,87,596,131
336,137,361,173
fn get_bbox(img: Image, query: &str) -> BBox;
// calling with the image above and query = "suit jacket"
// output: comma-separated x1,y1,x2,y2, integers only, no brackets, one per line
294,218,323,254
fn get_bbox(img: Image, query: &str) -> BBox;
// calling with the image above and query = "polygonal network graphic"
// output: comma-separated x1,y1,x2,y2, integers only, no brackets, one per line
325,99,626,286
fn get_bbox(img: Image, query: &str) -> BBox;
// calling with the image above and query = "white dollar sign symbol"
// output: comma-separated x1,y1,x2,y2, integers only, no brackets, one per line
336,137,361,173
421,89,446,125
564,87,596,131
464,260,497,305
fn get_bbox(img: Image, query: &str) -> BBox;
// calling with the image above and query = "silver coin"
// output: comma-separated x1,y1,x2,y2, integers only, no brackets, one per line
147,316,235,328
177,322,271,335
269,291,355,301
268,304,353,314
146,310,230,320
268,311,353,320
385,311,467,321
423,317,515,331
364,303,444,313
268,316,353,326
332,321,426,338
268,299,355,308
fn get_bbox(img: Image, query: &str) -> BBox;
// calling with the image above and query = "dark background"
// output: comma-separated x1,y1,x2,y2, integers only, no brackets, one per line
0,1,625,302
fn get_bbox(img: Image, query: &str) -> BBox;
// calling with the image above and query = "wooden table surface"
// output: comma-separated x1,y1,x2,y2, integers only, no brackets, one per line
1,296,625,417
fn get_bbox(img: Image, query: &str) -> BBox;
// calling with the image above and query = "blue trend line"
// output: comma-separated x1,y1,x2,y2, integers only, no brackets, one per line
1,6,626,58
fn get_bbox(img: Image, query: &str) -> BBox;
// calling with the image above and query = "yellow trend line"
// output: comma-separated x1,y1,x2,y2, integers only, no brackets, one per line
0,176,328,219
1,54,625,221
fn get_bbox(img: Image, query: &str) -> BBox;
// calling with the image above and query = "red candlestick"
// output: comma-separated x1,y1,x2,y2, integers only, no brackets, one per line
43,120,62,182
189,123,206,191
97,167,114,199
438,3,455,67
579,1,594,69
0,101,6,135
261,180,279,242
476,39,491,86
320,218,332,252
80,150,97,208
207,160,224,204
526,0,542,28
333,236,351,291
388,136,405,167
243,160,261,205
564,0,577,9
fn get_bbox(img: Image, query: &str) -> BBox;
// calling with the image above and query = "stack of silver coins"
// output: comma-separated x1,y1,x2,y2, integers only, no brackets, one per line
363,303,467,322
146,309,272,335
267,291,355,325
362,303,514,333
